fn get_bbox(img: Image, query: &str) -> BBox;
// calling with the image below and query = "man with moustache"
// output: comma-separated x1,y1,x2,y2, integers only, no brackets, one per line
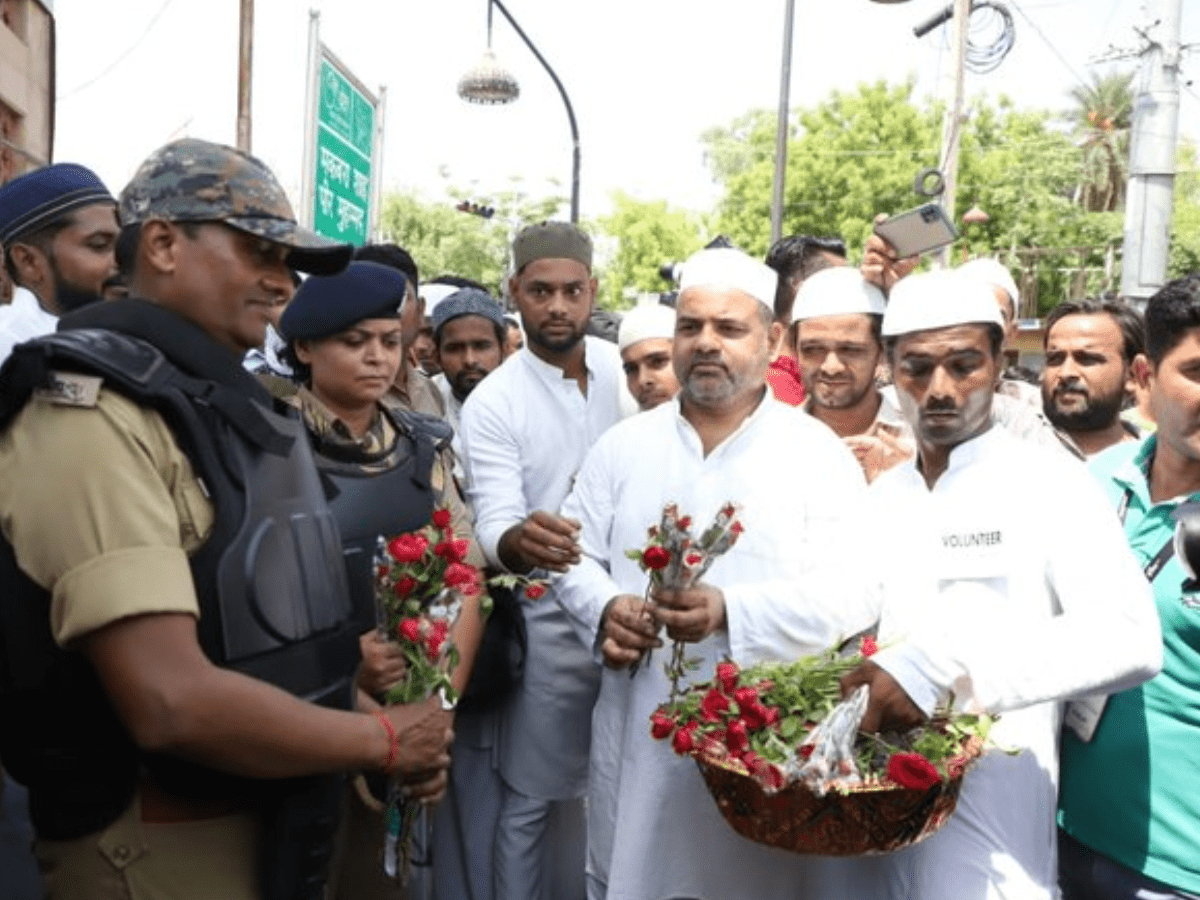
431,286,508,438
809,270,1161,900
555,247,870,900
792,266,913,481
458,221,627,900
0,163,122,362
617,303,679,411
1041,298,1145,457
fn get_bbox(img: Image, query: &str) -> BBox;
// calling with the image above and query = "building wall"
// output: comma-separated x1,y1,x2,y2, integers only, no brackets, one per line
0,0,53,184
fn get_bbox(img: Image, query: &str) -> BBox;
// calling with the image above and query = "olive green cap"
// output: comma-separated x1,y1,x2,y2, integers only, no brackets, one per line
512,220,592,272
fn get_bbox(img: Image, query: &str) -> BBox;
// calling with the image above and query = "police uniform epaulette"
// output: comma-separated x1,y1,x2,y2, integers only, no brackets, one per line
381,397,454,451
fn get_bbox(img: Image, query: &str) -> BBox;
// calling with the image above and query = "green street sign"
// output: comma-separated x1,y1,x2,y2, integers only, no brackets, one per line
312,55,376,245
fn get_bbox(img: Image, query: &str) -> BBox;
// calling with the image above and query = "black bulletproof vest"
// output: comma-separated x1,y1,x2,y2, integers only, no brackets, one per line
0,301,360,843
310,405,448,633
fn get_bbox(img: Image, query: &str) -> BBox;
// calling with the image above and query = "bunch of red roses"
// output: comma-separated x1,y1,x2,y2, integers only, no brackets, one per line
625,502,744,698
374,509,543,882
650,640,992,796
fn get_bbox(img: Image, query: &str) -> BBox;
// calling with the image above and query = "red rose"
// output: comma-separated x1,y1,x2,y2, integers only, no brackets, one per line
730,521,744,536
672,726,696,755
435,539,470,563
887,753,942,791
642,545,671,570
431,508,452,530
650,712,675,740
733,686,759,708
725,719,749,754
397,617,422,643
700,688,730,723
715,661,739,694
388,533,429,563
525,583,547,600
762,706,780,726
798,744,814,759
393,576,417,598
742,703,772,730
444,562,481,595
860,635,879,658
676,516,692,529
684,552,703,567
426,620,450,660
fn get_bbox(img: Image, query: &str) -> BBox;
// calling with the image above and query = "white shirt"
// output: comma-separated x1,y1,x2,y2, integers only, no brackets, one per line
809,425,1162,900
0,288,57,364
458,335,627,799
554,394,872,900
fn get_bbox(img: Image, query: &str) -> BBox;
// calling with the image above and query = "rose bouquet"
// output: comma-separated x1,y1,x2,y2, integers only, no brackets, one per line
650,641,994,855
625,502,744,698
373,509,537,881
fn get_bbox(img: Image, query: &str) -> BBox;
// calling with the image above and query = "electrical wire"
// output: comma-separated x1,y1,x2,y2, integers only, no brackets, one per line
1006,0,1093,88
57,0,178,100
965,2,1017,75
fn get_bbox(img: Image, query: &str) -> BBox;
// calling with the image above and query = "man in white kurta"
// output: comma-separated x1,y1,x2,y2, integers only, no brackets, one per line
810,270,1163,900
458,222,627,900
555,248,874,900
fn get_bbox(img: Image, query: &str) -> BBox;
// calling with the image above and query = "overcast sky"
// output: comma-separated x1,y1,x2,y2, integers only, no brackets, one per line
51,0,1199,223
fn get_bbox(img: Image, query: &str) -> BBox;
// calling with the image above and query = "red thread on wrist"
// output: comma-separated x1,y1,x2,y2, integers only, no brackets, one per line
375,710,399,772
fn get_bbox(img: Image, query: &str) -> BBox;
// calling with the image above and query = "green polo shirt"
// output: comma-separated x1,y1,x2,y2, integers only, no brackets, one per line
1058,435,1200,893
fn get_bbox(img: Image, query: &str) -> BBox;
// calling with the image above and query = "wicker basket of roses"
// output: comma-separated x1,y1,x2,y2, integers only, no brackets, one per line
650,642,991,856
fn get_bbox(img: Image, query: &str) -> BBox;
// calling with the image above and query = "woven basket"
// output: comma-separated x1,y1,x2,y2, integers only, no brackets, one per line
696,738,982,856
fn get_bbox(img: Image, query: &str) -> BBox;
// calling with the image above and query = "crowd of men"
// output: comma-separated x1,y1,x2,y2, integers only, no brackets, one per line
0,139,1195,900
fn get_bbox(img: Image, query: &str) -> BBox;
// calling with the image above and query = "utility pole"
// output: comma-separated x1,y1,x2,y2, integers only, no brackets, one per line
770,0,796,246
937,0,971,267
1120,0,1183,302
236,0,254,152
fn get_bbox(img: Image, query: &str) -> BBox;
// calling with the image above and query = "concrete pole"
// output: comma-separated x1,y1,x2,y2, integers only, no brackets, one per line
770,0,796,246
236,0,254,152
937,0,971,268
1120,0,1182,302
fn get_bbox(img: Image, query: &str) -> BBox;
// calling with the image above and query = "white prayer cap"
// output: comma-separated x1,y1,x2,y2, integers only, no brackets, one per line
957,258,1020,314
420,283,459,318
882,269,1004,337
678,248,777,310
618,303,676,352
791,267,886,323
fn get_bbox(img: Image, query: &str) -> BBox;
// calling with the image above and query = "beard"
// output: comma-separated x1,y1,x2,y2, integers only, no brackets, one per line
527,320,587,354
1044,385,1125,432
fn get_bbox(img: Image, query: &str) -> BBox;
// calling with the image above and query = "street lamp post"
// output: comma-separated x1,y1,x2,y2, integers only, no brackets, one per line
459,0,581,224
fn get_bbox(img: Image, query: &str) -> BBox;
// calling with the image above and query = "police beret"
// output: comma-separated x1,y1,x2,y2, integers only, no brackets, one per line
0,163,114,246
431,288,506,337
280,261,408,342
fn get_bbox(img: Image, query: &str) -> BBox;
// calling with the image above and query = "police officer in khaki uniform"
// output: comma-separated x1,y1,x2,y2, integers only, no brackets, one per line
0,138,455,900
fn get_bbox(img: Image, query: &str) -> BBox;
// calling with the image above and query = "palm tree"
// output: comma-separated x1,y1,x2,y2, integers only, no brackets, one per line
1067,70,1135,212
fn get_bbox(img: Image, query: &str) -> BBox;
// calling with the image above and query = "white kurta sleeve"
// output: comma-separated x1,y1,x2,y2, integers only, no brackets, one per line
554,434,624,654
724,445,880,663
458,390,527,569
874,464,1162,716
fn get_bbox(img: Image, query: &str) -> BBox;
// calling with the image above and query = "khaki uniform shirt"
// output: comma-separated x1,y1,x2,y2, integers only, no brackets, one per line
0,386,211,646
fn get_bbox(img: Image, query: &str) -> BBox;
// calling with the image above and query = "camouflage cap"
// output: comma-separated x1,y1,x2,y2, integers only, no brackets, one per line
118,137,352,276
512,221,592,272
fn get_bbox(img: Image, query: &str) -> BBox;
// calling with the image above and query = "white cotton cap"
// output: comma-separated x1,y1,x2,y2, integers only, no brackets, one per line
791,267,886,323
420,283,459,318
618,303,676,352
678,248,778,311
882,269,1004,337
957,258,1020,314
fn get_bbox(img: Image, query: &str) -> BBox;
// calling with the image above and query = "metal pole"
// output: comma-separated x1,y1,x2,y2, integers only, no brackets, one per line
236,0,254,151
298,10,321,228
371,85,387,242
770,0,796,245
1120,0,1182,302
491,0,580,223
937,0,970,268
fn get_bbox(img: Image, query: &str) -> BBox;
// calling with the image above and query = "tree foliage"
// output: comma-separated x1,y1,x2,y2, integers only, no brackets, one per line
1065,70,1135,212
595,192,707,308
